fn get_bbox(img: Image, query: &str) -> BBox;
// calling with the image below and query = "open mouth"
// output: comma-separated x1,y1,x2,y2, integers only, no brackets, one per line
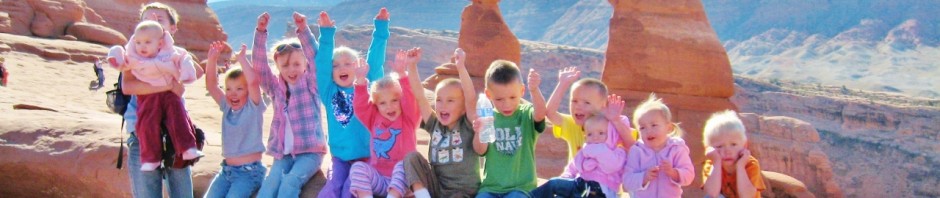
229,98,241,106
386,111,397,118
574,113,586,121
339,74,349,81
439,112,450,121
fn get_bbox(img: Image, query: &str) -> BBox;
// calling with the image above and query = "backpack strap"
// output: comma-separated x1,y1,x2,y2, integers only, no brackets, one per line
116,118,125,169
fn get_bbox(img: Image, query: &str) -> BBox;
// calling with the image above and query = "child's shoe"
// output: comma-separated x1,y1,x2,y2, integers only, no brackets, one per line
141,162,161,171
182,148,203,160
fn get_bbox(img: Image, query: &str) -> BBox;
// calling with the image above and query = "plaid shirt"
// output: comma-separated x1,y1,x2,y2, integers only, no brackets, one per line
253,27,327,159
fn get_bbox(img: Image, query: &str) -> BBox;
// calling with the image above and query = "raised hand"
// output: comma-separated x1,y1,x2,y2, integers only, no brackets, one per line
293,12,307,29
406,47,422,66
557,67,581,85
318,11,335,27
392,49,408,75
355,58,369,84
604,94,625,120
207,41,224,61
527,68,541,90
375,7,390,20
257,12,270,32
236,44,248,60
454,48,466,68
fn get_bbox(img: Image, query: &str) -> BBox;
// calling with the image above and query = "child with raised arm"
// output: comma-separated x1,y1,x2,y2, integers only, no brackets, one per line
251,12,330,197
203,42,268,197
402,48,487,198
622,94,695,197
348,48,421,198
702,110,766,198
107,20,201,171
476,60,548,198
318,8,392,198
545,67,635,161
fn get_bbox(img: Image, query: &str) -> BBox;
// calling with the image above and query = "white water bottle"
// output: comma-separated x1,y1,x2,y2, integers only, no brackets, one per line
477,93,496,143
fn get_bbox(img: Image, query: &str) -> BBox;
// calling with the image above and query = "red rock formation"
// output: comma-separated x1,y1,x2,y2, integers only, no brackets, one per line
456,0,521,77
602,0,737,193
66,22,128,46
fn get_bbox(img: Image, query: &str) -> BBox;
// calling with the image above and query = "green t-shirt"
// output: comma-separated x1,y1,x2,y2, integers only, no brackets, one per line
479,103,546,193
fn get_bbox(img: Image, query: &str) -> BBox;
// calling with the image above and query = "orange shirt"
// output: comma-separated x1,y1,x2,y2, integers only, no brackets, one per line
702,156,766,198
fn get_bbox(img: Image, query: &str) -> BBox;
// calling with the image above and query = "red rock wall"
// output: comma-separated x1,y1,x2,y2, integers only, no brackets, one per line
457,0,521,77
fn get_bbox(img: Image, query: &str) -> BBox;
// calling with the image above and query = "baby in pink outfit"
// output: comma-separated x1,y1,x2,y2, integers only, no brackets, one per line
107,20,201,171
531,114,629,197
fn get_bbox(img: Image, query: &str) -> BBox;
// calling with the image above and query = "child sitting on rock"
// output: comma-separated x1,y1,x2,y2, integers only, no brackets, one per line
107,20,201,171
702,110,766,198
531,114,628,197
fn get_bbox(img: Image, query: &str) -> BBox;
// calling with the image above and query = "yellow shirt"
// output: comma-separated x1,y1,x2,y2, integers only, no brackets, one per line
552,114,585,161
552,114,637,161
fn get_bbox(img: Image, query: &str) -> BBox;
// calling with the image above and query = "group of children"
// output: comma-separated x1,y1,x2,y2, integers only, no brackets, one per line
108,4,766,198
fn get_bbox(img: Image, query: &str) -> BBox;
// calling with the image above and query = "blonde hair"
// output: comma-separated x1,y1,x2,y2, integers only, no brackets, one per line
370,73,402,100
134,20,164,33
582,114,610,132
571,78,608,97
633,93,683,138
702,110,747,146
139,2,180,25
435,78,461,92
333,46,361,64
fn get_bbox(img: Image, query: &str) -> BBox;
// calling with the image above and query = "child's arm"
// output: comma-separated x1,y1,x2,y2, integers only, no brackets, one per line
471,118,488,155
294,12,320,85
605,95,636,151
402,48,431,123
703,147,724,197
582,144,626,174
622,146,654,191
315,11,336,99
545,67,580,124
352,59,376,128
177,50,198,84
527,68,547,122
660,143,695,186
252,12,279,95
454,48,478,122
121,71,176,95
366,8,390,81
399,48,421,125
735,149,759,198
204,41,225,106
559,156,579,178
235,44,263,105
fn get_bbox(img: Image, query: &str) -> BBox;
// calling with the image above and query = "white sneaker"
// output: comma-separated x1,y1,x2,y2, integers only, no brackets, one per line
182,148,203,160
141,162,161,171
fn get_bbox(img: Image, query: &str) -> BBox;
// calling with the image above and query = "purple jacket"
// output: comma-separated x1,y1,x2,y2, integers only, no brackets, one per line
622,137,695,198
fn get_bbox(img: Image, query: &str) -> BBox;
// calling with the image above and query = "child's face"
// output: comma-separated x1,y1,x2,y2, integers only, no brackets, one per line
569,85,607,124
485,81,525,116
141,9,177,35
224,76,249,110
583,119,609,144
434,85,466,127
637,110,673,149
133,28,164,58
333,54,357,87
374,86,403,121
708,133,747,167
274,50,306,85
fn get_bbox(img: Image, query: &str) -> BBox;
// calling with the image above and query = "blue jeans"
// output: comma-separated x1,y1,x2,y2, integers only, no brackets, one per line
476,190,530,198
127,133,194,198
530,177,606,198
257,153,324,198
204,161,267,198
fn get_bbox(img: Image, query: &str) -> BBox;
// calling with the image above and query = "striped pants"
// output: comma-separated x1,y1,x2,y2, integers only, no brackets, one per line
349,161,408,197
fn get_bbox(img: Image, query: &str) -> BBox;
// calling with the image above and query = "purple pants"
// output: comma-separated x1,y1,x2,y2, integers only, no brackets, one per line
318,157,355,198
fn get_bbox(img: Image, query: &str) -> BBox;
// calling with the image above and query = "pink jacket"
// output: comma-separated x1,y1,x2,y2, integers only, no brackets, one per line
561,118,628,191
108,31,196,87
623,137,694,198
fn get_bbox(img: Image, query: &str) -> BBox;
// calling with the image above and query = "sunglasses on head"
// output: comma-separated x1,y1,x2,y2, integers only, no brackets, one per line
276,43,302,53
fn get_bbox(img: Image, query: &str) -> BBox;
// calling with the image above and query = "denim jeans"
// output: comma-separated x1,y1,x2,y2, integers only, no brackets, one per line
257,153,324,198
204,161,267,198
127,133,194,198
476,190,531,198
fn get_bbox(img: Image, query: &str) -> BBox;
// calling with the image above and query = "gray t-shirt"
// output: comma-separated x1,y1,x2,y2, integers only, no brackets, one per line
220,98,267,158
423,114,481,196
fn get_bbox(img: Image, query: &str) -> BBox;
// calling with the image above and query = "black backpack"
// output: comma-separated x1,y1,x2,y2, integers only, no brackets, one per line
106,73,131,169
